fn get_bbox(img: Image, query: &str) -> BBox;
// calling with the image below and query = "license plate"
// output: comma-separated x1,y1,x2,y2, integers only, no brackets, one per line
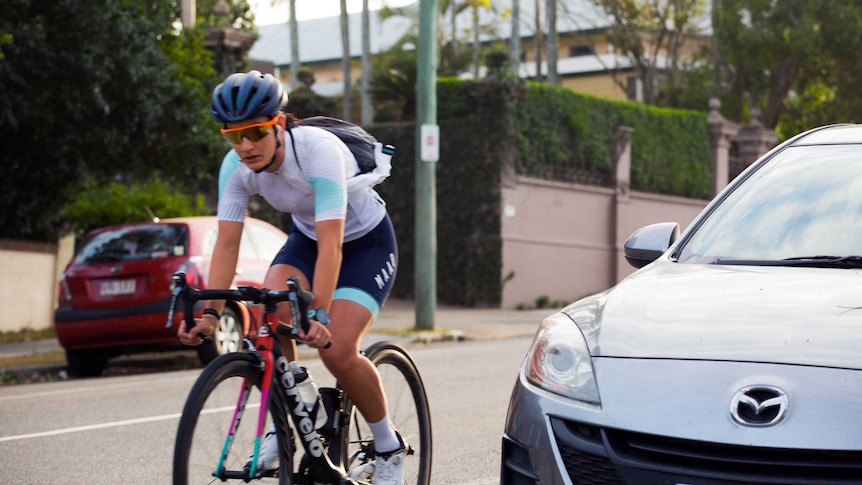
99,279,136,296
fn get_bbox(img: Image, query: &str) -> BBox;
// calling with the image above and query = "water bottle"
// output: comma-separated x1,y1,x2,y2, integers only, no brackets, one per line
288,361,328,430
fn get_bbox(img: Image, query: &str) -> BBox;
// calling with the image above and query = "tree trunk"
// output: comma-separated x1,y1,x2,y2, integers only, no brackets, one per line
472,3,480,78
760,56,804,128
546,0,558,85
510,0,520,75
361,0,372,124
340,0,351,120
534,0,543,82
289,0,300,91
450,0,459,67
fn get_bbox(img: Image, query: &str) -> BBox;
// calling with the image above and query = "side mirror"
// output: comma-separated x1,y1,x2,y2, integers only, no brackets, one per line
624,222,680,269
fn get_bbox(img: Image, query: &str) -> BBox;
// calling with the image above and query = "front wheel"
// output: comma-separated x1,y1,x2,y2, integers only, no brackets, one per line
329,341,433,485
173,352,294,484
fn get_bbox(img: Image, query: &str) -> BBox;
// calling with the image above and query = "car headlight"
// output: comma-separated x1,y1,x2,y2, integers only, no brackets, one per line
525,312,600,405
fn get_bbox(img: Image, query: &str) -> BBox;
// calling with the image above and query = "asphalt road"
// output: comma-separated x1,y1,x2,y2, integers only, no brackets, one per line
0,336,533,485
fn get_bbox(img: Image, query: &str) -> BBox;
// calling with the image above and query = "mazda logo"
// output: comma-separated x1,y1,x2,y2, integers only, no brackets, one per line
729,385,788,427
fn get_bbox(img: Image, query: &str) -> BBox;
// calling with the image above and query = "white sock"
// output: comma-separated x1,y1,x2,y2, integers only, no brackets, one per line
368,415,400,453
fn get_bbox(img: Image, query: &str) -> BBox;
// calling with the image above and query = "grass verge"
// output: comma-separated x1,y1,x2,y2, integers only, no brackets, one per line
0,328,56,344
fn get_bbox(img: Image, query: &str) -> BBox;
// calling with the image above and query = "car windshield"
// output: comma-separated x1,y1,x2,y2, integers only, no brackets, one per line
677,144,862,265
74,224,189,265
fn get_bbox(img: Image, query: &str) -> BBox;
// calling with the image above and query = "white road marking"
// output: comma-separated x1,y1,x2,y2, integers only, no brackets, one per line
0,403,258,443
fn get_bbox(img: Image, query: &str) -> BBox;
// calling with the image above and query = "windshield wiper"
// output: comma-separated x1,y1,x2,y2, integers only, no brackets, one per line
782,255,862,268
712,255,862,268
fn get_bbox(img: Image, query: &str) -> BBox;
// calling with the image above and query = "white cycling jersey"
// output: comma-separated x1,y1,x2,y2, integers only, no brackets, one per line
218,125,387,242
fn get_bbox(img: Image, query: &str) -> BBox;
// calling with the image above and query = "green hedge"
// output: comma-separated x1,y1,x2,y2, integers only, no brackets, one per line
517,83,712,198
370,79,711,307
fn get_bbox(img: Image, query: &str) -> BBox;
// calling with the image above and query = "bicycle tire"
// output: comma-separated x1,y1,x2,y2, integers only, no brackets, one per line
173,352,295,484
329,341,433,485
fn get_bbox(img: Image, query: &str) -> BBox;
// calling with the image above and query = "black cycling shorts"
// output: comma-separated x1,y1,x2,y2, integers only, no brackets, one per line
271,214,397,320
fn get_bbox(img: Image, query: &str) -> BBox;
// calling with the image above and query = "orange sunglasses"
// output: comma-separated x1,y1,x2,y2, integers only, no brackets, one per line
220,116,280,144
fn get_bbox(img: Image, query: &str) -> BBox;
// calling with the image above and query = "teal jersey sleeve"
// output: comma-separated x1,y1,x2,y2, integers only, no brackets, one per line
218,150,242,204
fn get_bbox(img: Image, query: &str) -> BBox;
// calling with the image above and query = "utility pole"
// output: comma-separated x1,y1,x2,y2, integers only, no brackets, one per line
415,0,438,331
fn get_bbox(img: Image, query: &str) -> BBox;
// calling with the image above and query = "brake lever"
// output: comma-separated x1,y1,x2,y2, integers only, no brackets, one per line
166,285,182,328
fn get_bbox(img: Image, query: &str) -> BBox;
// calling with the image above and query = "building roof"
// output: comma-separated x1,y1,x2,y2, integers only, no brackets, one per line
249,0,701,86
248,7,417,66
248,0,619,67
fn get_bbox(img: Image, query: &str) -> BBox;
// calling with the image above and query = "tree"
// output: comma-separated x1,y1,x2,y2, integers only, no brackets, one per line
361,0,373,124
369,36,419,122
268,0,301,89
60,177,211,236
546,0,558,85
663,1,862,136
380,0,504,78
534,0,544,81
290,0,301,89
465,0,492,78
590,0,708,105
510,0,522,75
711,0,862,130
340,0,352,120
0,0,227,241
288,68,338,118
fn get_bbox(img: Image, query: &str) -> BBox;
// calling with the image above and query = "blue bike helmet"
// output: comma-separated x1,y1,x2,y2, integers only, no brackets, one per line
211,70,288,124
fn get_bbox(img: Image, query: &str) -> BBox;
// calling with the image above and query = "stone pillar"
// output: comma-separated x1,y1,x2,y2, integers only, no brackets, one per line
708,98,739,197
206,0,257,76
732,108,779,169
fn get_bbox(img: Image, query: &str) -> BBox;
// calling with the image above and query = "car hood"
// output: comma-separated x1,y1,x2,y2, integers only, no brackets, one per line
564,262,862,370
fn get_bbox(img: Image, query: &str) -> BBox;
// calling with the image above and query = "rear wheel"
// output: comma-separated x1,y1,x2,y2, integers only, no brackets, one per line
65,348,108,377
173,352,294,484
329,341,433,484
197,305,243,363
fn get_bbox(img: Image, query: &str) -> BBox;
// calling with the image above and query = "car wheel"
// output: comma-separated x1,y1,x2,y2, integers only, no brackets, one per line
65,349,108,377
196,305,243,364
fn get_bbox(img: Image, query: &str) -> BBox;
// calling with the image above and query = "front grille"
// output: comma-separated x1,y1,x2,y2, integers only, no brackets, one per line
556,445,625,484
551,418,625,484
607,428,862,483
551,417,862,484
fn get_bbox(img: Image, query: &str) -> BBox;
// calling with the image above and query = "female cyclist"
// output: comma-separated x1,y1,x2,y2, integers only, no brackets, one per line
177,70,403,484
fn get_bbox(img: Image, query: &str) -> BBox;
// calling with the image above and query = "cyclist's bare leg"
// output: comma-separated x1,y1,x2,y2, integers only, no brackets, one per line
266,264,392,438
319,299,387,423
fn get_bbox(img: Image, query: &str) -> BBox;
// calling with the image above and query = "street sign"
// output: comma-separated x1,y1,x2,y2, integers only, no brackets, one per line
420,124,439,163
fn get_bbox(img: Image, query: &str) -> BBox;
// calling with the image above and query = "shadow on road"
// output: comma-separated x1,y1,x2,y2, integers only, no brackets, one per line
2,351,204,385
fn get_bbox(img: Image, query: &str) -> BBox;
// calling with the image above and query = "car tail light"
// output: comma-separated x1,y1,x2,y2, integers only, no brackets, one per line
57,274,72,301
175,259,203,288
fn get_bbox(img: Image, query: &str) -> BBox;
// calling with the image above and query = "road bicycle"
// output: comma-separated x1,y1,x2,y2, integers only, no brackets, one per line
168,271,432,484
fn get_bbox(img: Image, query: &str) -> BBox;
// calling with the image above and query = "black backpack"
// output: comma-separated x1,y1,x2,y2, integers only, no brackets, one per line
288,116,395,175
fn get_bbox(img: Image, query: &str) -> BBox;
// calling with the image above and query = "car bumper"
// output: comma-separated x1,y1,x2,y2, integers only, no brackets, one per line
54,297,199,350
502,366,862,485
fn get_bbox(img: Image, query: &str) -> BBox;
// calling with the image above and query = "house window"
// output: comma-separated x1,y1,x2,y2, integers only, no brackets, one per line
568,45,593,57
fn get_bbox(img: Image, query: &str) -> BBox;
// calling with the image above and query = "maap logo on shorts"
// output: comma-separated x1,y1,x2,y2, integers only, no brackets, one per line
374,253,397,289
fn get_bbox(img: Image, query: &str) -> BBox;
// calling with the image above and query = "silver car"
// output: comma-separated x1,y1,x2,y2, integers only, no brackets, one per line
502,124,862,484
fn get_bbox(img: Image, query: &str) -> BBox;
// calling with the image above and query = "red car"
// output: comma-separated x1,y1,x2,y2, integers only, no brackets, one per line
54,216,288,377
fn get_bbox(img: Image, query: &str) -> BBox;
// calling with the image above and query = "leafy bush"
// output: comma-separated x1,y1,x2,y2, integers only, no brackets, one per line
59,176,211,238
